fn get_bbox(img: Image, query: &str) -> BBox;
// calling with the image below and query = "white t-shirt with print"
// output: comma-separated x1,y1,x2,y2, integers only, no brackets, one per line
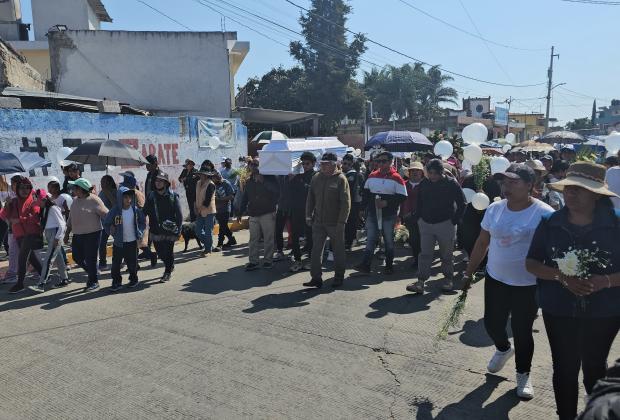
481,198,554,286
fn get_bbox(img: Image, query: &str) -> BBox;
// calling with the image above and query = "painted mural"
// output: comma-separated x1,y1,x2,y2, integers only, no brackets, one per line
0,109,248,214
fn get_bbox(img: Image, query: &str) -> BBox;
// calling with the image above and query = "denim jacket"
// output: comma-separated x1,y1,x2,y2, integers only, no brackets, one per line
527,205,620,318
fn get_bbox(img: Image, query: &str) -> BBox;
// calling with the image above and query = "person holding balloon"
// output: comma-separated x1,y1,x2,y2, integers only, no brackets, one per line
462,163,554,400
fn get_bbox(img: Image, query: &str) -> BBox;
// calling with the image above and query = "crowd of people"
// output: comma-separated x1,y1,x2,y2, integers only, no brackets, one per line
0,144,619,420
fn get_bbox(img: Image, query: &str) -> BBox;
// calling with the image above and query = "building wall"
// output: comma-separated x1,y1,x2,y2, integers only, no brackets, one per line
48,30,235,118
0,108,248,213
0,40,46,90
31,0,93,40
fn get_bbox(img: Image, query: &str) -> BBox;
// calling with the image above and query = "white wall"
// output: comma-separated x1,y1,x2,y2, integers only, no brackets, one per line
49,30,234,118
32,0,92,40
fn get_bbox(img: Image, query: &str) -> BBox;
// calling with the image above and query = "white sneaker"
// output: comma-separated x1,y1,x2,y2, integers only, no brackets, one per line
516,372,534,399
487,347,514,373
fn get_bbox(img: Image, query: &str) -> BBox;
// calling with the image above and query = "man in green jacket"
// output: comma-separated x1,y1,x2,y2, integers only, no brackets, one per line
304,153,351,288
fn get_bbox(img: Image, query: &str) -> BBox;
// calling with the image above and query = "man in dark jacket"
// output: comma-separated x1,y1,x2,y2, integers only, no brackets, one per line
400,162,425,268
304,153,351,288
239,158,279,271
143,171,183,283
178,159,198,221
342,153,365,250
141,154,160,263
407,159,466,294
578,359,620,420
288,151,316,272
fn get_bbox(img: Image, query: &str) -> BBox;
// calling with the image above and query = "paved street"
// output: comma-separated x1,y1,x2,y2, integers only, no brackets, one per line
0,231,617,419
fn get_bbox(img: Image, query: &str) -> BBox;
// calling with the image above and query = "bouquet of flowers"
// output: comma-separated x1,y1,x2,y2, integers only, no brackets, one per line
553,246,609,278
435,274,483,343
394,224,410,244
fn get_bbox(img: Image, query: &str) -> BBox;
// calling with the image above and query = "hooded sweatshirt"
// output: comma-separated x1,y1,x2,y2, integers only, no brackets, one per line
306,170,351,225
0,179,42,239
103,187,146,247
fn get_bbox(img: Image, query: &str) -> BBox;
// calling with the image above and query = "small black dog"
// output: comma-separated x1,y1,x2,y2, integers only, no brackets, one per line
181,222,203,252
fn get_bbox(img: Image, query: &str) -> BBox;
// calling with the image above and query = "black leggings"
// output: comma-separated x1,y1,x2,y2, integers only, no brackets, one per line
484,274,538,374
17,235,42,288
543,313,619,420
290,210,312,261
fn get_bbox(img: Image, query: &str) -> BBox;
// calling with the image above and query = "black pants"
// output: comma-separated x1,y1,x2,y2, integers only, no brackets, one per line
216,212,234,245
403,215,421,259
111,241,138,287
291,209,312,261
484,274,538,374
16,234,42,288
99,231,109,265
275,209,289,252
153,240,175,274
72,230,101,287
543,313,620,420
345,202,361,248
187,196,196,222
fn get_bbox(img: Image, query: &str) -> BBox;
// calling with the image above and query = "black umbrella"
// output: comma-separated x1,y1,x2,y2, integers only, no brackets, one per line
364,131,433,152
66,139,148,167
0,152,26,175
539,130,585,145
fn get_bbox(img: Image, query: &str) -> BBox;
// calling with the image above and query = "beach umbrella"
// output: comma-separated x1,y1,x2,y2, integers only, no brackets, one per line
364,131,433,152
539,131,585,144
65,139,148,167
251,131,288,144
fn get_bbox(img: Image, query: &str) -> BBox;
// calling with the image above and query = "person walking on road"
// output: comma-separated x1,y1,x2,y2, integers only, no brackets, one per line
144,172,183,283
342,153,365,251
179,159,198,222
463,163,554,400
239,158,279,271
64,178,109,292
354,151,407,275
407,159,466,294
103,187,146,291
194,170,217,255
213,172,236,249
303,153,351,288
289,152,316,272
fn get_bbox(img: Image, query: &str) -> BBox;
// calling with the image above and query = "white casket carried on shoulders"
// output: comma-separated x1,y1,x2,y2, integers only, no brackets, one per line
257,137,348,175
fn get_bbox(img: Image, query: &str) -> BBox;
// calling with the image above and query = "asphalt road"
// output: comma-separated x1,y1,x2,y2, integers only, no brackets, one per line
0,231,617,419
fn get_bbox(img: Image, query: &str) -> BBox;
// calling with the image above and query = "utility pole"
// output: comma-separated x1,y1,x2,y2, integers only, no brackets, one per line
503,96,513,137
544,46,560,134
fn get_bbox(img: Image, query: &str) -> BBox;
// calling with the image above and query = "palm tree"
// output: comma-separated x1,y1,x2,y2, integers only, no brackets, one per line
419,65,458,119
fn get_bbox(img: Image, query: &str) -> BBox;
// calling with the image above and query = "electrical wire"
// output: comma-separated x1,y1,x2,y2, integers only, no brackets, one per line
561,0,620,5
135,0,193,31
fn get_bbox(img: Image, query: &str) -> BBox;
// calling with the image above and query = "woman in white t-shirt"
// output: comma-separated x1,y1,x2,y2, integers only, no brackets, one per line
463,163,554,400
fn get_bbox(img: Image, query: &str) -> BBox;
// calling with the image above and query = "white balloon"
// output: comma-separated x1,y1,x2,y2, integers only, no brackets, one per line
434,140,453,160
56,147,74,167
506,133,516,145
462,123,488,145
462,187,476,204
502,144,512,153
490,156,511,175
472,192,490,211
606,132,620,154
463,144,483,165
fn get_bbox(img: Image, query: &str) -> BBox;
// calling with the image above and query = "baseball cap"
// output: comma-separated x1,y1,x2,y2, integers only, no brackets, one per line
320,152,338,162
300,151,317,162
68,178,93,191
541,155,553,162
495,163,536,183
119,171,135,178
65,163,79,171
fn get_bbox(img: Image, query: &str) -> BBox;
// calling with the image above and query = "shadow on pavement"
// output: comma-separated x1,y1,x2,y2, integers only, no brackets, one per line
412,374,520,419
451,318,514,348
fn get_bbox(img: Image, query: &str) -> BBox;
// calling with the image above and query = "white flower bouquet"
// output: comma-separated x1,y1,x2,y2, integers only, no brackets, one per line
553,245,609,278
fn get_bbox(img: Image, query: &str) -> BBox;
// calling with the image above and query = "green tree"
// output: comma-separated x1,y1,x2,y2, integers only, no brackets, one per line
565,117,592,131
290,0,367,133
240,66,306,111
418,65,458,119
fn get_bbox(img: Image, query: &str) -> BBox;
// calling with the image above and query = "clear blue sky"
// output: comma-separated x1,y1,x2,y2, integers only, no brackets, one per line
19,0,618,125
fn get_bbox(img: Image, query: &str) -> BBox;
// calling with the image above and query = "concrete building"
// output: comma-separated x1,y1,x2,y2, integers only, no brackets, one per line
509,113,546,140
597,100,620,133
0,38,45,91
48,30,248,117
448,97,492,119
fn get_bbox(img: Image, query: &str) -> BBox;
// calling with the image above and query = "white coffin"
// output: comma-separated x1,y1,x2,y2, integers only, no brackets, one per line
258,138,348,175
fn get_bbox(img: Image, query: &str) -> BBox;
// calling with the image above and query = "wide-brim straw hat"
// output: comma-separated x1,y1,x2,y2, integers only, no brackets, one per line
548,161,619,197
403,161,424,171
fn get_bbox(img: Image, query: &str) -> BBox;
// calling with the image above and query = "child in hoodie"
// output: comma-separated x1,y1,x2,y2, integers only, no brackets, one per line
103,188,146,292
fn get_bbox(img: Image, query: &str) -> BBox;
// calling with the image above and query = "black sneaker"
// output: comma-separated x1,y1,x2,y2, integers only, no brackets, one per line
8,284,25,294
353,263,371,274
303,279,323,288
332,277,344,288
150,255,158,268
98,263,108,270
245,263,260,271
126,280,139,288
53,279,71,289
159,273,171,283
85,283,100,292
212,247,221,253
223,237,237,248
384,266,394,275
108,284,122,293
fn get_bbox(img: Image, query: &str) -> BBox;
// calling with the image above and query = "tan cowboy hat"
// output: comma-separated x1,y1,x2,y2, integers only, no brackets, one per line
524,159,547,173
547,161,619,197
404,161,424,172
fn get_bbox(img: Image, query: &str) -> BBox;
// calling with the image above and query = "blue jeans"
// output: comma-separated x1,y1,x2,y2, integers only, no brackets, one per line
195,214,215,252
362,214,396,267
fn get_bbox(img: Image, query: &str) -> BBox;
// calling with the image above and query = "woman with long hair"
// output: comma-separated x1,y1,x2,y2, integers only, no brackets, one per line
526,162,620,419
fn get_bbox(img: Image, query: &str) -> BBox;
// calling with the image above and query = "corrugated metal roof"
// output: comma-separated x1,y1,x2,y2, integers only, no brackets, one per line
236,107,322,125
2,87,104,102
87,0,113,23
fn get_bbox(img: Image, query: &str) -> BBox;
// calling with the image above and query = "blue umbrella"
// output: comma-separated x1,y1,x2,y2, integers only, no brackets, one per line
364,131,433,152
0,152,26,175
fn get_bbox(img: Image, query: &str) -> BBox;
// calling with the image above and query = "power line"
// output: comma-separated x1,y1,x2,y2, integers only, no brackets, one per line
561,0,620,5
557,86,612,102
394,0,548,52
135,0,193,31
280,0,547,88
